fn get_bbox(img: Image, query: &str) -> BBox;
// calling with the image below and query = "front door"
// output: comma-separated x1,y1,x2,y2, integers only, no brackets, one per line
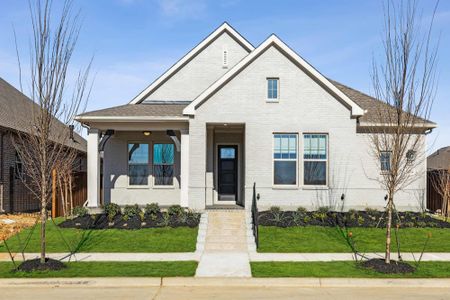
218,145,238,201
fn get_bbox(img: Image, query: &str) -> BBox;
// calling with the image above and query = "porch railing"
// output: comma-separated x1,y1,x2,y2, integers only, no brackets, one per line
251,182,259,248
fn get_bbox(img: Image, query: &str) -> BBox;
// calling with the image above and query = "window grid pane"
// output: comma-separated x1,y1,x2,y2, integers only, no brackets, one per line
303,134,327,186
154,143,175,185
274,134,297,185
380,151,391,171
128,143,149,186
267,79,278,99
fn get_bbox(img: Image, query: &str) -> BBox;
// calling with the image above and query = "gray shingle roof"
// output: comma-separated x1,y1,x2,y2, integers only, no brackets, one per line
428,146,450,170
0,78,86,152
77,103,188,118
330,80,434,125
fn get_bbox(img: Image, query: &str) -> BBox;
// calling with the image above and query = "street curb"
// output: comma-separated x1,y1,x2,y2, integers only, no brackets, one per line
0,277,450,288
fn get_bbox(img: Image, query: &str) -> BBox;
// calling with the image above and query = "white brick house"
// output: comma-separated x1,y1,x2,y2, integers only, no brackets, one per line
76,23,435,211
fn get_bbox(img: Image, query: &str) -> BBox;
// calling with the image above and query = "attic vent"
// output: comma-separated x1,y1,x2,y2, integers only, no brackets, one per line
222,47,228,68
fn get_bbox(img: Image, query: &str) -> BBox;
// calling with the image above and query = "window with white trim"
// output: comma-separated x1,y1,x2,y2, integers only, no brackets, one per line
128,143,149,186
273,134,297,185
267,78,279,100
153,143,174,186
303,134,328,185
380,151,391,172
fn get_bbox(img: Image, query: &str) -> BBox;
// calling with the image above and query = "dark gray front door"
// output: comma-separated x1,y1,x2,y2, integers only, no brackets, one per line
218,145,238,201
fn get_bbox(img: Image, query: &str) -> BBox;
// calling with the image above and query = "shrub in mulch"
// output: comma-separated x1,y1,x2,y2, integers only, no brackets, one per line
258,208,450,228
17,258,66,272
360,258,415,274
59,211,201,230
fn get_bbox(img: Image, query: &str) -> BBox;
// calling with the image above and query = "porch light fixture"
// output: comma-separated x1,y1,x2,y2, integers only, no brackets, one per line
143,131,152,136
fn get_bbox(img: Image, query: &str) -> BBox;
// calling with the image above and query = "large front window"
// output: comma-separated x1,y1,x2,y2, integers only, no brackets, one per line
303,134,327,185
273,134,297,185
153,143,174,186
128,143,149,186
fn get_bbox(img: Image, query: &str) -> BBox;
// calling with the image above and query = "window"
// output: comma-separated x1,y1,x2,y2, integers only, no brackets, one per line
303,134,327,185
267,78,279,100
128,143,149,186
153,144,174,186
14,151,23,180
380,151,391,172
273,134,297,185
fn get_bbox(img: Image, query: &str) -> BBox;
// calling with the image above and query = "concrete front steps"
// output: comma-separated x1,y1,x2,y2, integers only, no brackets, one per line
195,209,255,277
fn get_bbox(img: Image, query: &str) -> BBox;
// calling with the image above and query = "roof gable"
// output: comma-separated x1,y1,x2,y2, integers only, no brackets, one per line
130,22,254,104
183,35,365,117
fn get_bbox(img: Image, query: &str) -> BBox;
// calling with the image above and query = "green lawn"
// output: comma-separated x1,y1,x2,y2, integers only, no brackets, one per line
251,261,450,278
0,220,198,253
0,261,197,278
258,226,450,253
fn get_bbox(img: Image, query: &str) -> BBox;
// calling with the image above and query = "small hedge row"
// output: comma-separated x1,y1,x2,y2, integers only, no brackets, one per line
60,203,200,230
258,206,450,228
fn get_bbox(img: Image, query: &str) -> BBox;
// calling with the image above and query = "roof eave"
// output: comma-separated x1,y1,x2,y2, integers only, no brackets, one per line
75,116,189,123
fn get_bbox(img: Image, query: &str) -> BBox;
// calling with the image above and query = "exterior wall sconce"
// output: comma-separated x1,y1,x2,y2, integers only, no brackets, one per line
143,131,151,136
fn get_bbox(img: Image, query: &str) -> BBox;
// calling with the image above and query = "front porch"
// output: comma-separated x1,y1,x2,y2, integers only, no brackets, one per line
85,120,246,210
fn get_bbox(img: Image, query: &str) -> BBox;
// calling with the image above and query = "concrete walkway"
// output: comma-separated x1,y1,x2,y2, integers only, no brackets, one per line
195,210,252,277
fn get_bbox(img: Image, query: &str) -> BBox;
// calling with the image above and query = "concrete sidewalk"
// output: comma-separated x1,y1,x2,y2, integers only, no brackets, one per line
250,252,450,262
3,252,450,262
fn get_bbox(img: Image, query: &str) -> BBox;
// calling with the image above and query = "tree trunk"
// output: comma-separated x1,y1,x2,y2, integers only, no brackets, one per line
385,194,393,264
40,190,47,264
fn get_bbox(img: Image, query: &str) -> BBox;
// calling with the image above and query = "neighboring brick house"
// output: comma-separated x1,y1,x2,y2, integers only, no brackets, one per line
0,78,86,213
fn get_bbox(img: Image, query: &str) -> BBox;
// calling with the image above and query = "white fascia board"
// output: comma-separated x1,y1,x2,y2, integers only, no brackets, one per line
184,35,365,117
75,116,189,123
129,23,254,105
358,121,437,129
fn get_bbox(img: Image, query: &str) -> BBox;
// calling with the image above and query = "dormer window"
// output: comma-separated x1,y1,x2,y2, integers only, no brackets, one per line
267,78,279,101
222,47,228,68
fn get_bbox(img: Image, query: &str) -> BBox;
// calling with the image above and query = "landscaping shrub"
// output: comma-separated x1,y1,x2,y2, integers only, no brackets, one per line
317,206,330,213
168,205,184,216
122,204,141,221
257,209,450,228
297,206,307,214
72,206,88,217
104,203,121,222
159,212,171,227
144,203,160,216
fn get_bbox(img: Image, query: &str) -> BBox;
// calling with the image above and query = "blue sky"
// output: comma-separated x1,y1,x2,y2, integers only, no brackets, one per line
0,0,449,152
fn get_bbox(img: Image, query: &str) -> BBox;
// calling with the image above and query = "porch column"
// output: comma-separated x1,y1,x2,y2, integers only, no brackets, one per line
180,129,189,207
87,128,100,208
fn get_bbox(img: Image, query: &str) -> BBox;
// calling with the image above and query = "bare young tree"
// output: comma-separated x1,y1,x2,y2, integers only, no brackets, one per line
430,168,450,220
369,0,439,264
13,0,91,265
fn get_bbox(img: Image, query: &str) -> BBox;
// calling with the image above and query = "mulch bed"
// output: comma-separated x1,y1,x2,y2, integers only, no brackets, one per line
17,258,66,272
258,210,450,228
59,212,200,230
360,258,416,274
